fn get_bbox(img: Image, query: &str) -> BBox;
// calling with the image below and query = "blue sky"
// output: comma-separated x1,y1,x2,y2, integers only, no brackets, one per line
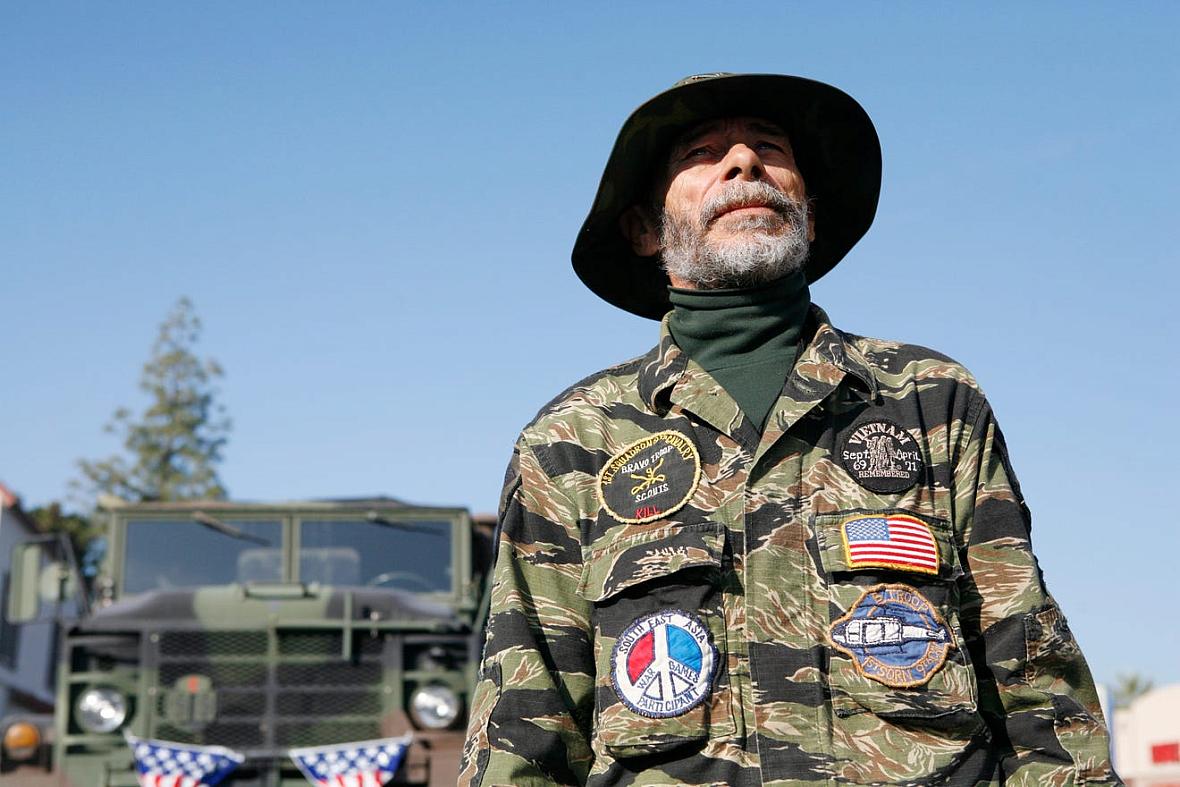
2,2,1177,687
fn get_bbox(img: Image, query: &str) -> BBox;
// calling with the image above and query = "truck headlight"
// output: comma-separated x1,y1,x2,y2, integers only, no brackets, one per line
409,685,461,729
75,687,127,733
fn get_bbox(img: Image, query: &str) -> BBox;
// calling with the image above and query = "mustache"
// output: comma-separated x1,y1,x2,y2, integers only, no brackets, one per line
699,181,800,225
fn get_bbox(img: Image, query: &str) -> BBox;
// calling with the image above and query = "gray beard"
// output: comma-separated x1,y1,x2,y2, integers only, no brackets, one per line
659,181,811,289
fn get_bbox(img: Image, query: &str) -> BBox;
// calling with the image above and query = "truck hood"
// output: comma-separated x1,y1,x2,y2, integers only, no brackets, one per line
78,584,463,632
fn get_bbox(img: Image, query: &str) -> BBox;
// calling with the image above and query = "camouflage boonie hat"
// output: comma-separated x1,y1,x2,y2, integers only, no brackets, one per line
572,73,882,320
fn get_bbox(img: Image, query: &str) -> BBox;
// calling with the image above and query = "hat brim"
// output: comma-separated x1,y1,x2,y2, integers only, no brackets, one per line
572,73,882,320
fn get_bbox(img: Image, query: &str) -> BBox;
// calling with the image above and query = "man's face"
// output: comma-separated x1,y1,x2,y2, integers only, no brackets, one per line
624,116,815,289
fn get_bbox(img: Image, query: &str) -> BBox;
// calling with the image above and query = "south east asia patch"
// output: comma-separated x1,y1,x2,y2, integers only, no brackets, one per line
839,418,925,494
611,609,716,718
829,584,952,688
598,430,701,524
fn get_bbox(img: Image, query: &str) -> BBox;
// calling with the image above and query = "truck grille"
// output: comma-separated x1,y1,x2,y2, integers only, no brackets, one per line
151,629,390,752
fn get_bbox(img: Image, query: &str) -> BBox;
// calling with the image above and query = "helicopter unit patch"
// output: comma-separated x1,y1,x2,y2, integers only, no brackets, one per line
598,431,701,524
829,584,952,688
611,609,715,718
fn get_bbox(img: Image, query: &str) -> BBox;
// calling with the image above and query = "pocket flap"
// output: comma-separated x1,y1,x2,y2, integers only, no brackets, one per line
815,509,959,580
578,522,724,602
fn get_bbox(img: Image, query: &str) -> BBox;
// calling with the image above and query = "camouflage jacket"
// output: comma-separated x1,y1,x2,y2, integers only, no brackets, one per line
461,306,1118,786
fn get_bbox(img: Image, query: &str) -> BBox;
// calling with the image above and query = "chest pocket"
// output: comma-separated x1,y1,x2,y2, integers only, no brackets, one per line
814,510,981,729
577,521,736,759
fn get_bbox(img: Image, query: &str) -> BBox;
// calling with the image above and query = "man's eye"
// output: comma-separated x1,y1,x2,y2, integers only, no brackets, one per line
755,141,785,153
683,146,711,160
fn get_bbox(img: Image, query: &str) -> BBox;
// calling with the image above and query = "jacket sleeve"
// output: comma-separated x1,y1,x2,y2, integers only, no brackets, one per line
952,396,1120,785
458,440,595,786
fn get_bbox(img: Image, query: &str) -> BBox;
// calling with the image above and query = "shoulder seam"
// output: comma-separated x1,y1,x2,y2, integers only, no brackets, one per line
524,353,649,427
952,389,989,473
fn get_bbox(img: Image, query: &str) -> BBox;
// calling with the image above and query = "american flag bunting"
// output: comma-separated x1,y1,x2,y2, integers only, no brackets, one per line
124,732,243,787
289,734,412,787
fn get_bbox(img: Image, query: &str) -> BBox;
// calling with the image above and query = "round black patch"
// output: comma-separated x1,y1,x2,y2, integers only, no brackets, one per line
598,431,701,524
839,418,924,494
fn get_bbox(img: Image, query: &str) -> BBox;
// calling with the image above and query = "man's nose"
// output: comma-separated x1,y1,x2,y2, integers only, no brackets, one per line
721,143,763,182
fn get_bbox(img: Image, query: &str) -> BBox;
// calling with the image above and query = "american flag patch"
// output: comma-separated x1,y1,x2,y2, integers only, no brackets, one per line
841,513,940,574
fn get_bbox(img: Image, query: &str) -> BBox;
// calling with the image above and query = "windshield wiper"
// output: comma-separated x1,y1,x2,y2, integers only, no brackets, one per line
365,511,446,536
192,511,271,546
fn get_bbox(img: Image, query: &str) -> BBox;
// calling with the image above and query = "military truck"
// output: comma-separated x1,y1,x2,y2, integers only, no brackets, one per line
2,497,493,786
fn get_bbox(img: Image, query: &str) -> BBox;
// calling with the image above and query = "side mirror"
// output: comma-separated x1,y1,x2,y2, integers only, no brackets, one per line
7,540,77,624
7,542,45,623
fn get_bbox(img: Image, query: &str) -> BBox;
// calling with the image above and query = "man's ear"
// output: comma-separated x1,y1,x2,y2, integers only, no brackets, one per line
807,200,816,242
619,205,661,257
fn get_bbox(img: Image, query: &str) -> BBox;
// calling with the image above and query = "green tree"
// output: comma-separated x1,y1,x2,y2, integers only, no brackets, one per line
26,501,97,560
1113,674,1151,712
1112,672,1154,709
76,297,231,504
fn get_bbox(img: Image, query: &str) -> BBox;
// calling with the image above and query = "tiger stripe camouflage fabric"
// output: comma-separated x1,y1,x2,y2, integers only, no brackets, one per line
460,306,1119,786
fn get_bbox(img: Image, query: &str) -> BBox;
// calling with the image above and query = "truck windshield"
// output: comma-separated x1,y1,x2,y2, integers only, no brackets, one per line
299,519,453,592
123,519,284,594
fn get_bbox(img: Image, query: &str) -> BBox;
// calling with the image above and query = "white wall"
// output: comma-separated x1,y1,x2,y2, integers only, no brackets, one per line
1114,684,1180,786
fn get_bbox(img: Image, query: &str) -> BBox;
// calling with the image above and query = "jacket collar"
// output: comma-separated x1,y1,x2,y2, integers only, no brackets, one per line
637,304,878,416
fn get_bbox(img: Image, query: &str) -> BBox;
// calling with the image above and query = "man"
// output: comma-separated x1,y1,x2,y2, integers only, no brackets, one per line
460,73,1118,785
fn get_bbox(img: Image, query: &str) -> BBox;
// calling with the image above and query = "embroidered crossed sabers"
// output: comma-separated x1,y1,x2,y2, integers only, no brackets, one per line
629,456,667,496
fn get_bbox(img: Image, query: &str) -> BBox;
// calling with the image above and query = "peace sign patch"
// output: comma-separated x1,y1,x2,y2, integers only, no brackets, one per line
611,609,715,718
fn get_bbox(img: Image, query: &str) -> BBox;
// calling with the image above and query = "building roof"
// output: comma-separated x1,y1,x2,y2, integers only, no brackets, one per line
0,481,37,534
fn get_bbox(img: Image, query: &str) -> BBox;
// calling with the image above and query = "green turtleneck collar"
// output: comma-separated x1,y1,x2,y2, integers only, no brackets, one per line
668,270,811,432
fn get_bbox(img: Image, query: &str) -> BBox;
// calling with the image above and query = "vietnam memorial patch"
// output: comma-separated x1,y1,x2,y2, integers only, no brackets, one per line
829,584,951,688
839,418,924,494
598,431,701,524
611,609,715,718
